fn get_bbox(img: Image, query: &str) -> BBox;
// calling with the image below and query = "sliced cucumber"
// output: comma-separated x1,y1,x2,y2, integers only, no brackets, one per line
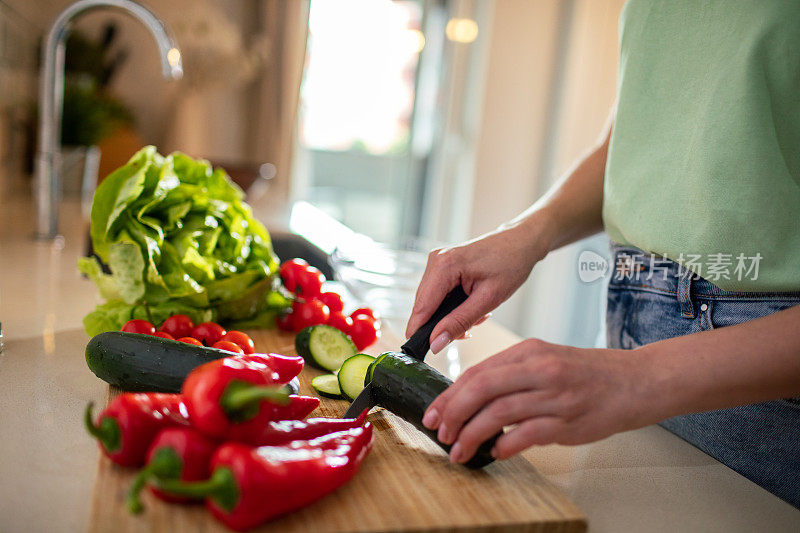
295,325,357,371
311,374,343,399
337,354,376,400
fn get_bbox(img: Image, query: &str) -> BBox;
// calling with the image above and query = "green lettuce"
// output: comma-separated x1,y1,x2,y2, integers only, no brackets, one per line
80,146,289,335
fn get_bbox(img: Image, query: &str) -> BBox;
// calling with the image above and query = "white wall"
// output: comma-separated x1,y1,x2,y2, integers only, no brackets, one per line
469,0,625,345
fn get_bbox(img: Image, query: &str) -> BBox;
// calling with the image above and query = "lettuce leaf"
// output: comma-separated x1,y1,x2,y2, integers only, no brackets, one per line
81,146,287,336
82,299,215,337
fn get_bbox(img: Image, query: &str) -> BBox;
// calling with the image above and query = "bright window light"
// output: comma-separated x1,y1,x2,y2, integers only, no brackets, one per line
299,0,423,155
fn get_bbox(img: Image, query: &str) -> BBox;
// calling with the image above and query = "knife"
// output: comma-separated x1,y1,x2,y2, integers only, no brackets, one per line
344,286,468,418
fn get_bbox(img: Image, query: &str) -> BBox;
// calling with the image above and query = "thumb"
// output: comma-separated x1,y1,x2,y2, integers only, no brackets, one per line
428,286,493,354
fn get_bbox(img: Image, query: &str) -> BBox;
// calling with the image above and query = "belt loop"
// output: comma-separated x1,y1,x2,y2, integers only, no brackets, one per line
678,268,695,319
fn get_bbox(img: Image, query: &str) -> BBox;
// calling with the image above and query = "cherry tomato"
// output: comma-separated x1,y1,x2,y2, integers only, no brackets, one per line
276,312,295,332
292,299,330,331
295,266,325,298
279,258,309,293
212,340,245,354
220,330,255,354
351,307,377,320
177,337,203,346
122,319,156,335
318,292,344,313
152,331,175,340
350,315,380,350
191,322,226,346
327,311,353,334
159,314,194,339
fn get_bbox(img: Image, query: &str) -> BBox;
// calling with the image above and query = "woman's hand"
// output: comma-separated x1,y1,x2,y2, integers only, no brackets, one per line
422,338,657,463
406,222,551,353
405,119,613,353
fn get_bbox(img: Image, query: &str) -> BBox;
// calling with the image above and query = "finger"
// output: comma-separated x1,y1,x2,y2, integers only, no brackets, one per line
428,284,498,354
491,417,567,459
423,343,532,430
449,390,550,463
405,250,459,338
474,313,492,326
455,314,491,340
435,363,546,445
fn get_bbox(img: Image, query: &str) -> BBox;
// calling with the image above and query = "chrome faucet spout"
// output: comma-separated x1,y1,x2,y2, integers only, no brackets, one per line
34,0,182,239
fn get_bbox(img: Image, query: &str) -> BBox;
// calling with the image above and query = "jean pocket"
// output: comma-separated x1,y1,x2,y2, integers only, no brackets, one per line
699,301,715,331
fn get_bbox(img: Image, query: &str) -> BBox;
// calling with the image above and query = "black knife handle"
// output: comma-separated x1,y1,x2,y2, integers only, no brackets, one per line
401,285,468,360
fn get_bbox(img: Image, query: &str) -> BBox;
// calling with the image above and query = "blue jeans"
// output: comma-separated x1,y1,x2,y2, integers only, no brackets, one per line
606,244,800,508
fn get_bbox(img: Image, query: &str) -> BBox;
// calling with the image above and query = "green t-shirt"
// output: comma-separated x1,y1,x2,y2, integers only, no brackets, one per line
603,0,800,291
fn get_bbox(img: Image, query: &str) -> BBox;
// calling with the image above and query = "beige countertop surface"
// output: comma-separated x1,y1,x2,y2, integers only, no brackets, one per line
1,194,798,533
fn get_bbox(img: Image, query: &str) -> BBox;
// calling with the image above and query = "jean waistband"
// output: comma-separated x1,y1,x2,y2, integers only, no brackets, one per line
608,244,800,305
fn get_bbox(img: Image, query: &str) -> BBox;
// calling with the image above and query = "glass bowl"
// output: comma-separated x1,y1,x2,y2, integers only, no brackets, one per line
329,238,436,334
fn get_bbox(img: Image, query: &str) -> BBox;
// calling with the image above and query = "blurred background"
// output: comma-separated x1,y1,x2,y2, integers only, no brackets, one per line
0,0,623,346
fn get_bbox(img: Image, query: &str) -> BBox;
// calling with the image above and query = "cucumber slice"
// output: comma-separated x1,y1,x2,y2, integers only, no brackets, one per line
311,374,343,399
338,354,376,400
295,325,357,371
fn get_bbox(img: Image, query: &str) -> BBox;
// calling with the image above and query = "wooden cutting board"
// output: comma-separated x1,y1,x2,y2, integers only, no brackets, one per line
88,329,586,533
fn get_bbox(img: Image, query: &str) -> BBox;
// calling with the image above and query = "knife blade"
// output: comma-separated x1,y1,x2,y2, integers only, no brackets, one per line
343,286,468,418
343,382,375,418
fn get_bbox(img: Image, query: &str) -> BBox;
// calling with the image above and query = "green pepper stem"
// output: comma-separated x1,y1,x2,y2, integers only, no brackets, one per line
220,380,290,413
84,403,121,453
155,468,240,512
126,448,184,514
127,467,152,514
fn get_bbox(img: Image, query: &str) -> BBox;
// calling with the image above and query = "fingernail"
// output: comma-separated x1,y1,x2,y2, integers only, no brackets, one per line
430,332,451,354
422,408,440,429
450,442,463,463
438,423,451,444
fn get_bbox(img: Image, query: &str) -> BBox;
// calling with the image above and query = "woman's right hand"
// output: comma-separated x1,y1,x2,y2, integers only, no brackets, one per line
405,221,551,353
407,114,613,353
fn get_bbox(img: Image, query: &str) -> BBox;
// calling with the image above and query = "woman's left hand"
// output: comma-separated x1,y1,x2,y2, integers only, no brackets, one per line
422,338,658,463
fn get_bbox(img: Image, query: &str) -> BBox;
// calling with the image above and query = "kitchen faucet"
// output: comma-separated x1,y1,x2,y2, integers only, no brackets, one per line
34,0,182,239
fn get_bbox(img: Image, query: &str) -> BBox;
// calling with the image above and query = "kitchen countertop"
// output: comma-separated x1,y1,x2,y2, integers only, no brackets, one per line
1,193,798,533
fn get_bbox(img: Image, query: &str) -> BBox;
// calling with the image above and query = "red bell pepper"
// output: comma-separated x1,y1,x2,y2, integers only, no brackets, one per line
154,423,374,531
229,409,368,446
84,393,189,467
127,427,219,513
222,394,321,442
261,352,305,382
182,353,313,439
127,410,368,513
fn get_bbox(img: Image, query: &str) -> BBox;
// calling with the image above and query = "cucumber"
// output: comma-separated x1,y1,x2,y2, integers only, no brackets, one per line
295,325,357,371
368,352,499,468
311,374,343,399
337,354,376,400
85,331,299,395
